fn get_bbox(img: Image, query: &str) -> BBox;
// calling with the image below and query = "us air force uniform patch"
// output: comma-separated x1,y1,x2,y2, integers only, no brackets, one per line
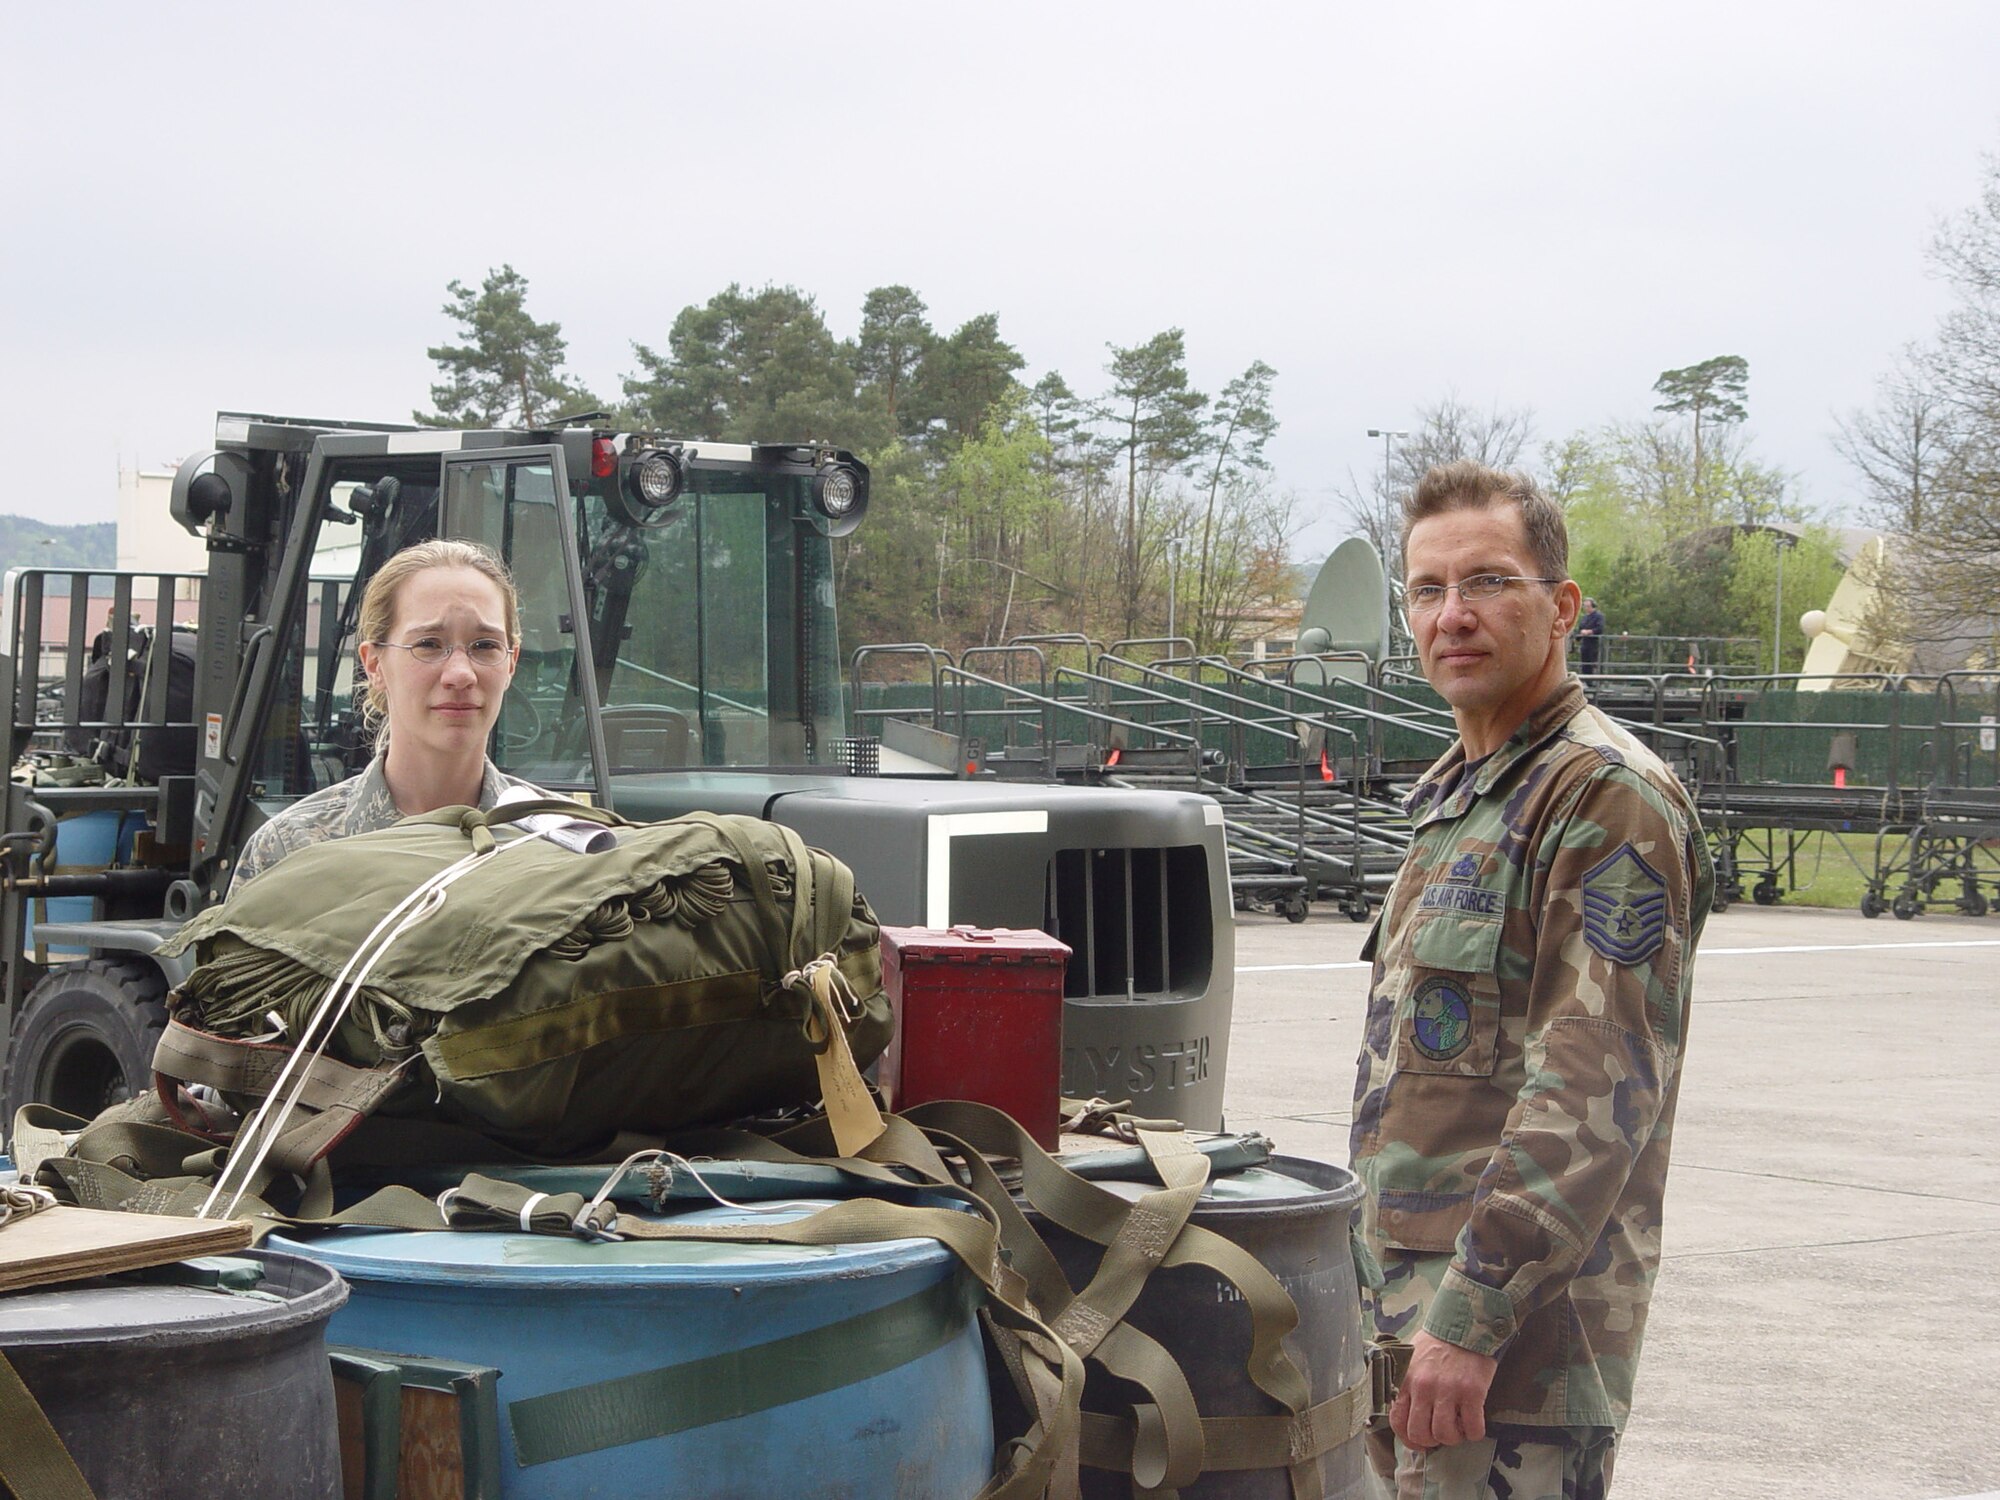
1581,843,1669,964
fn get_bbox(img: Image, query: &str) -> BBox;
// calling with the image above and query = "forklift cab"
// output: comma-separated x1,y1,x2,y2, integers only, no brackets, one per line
188,417,867,888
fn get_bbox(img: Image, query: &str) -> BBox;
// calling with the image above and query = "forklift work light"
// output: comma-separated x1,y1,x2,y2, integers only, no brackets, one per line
811,463,869,536
611,447,687,526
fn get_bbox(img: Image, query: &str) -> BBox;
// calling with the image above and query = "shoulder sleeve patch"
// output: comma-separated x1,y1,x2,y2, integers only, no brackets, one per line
1581,843,1669,964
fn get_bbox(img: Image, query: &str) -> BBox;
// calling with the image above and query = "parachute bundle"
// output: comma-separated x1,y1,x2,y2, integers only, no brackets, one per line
156,802,890,1167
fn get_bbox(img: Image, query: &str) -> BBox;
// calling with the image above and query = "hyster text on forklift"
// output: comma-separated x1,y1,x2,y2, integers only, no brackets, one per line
0,413,1233,1129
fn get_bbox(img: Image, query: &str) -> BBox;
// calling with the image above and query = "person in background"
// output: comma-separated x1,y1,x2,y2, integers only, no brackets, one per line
1352,461,1711,1499
231,539,536,887
1577,596,1606,676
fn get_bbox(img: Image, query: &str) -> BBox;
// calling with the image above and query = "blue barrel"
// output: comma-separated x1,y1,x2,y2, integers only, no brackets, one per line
270,1197,995,1499
26,808,141,955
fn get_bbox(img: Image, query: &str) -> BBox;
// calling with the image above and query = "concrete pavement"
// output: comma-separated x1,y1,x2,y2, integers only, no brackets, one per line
1226,903,2000,1500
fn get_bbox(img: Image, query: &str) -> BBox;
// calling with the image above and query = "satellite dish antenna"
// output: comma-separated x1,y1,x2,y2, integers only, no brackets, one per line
1294,535,1391,687
1798,536,1889,691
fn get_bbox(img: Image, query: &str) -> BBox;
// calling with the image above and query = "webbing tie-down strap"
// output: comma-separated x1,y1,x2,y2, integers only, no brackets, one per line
0,1352,96,1500
1077,1367,1373,1473
901,1102,1329,1499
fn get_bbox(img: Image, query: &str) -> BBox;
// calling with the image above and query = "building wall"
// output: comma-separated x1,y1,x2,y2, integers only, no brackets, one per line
117,465,209,579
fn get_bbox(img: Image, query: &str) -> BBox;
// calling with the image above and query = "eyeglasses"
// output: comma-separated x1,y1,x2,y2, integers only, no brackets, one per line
1402,575,1560,613
370,636,512,668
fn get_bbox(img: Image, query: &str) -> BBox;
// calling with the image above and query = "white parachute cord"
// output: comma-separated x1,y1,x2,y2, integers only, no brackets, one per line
202,829,546,1219
200,848,477,1218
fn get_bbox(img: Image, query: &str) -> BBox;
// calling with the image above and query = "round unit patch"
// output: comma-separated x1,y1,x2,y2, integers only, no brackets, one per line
1410,976,1473,1061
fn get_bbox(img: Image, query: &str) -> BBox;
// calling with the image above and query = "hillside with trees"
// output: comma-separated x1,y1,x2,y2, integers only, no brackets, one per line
0,515,115,580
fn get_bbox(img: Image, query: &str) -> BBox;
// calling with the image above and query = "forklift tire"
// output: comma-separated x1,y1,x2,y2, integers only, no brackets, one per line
3,958,167,1124
1859,890,1884,919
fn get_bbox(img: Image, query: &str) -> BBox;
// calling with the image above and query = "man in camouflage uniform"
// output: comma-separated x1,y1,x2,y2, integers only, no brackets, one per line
1352,460,1712,1498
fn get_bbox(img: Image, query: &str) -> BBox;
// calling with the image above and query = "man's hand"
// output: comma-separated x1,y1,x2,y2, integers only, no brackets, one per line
1389,1330,1499,1450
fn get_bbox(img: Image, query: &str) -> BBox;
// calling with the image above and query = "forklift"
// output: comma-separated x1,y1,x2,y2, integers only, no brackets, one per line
0,413,1234,1129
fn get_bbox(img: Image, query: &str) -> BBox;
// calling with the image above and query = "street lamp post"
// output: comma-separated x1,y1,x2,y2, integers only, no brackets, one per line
1772,532,1795,676
1367,429,1409,633
1366,428,1408,508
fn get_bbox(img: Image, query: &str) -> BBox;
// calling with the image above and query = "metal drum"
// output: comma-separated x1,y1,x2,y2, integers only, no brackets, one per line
1029,1155,1370,1499
271,1196,995,1500
0,1249,347,1500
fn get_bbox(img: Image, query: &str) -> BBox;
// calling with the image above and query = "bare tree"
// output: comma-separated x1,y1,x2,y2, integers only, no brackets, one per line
1836,353,1959,532
1335,395,1535,580
1838,152,2000,663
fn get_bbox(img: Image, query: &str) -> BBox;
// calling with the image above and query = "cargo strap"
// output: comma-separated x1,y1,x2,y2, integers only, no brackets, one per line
0,1353,96,1500
0,1179,97,1500
899,1102,1329,1500
537,1101,1333,1500
1077,1367,1373,1473
505,1257,979,1467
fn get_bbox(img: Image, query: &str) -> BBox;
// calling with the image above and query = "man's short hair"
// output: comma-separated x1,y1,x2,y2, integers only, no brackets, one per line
1401,459,1569,582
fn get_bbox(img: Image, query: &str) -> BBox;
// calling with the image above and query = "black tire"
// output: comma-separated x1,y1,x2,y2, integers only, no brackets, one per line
4,957,167,1122
1963,887,1988,918
1859,891,1884,919
1753,877,1781,906
1346,899,1373,924
1283,894,1309,924
1892,893,1920,921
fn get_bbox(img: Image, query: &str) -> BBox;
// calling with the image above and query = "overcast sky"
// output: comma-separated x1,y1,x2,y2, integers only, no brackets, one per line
4,2,1995,560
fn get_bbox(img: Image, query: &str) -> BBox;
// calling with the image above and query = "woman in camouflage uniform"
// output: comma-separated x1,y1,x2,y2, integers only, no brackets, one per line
231,539,538,887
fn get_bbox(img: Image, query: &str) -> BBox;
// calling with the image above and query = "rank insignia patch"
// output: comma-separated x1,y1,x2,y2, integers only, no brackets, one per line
1581,844,1669,964
1448,853,1481,883
1410,976,1474,1061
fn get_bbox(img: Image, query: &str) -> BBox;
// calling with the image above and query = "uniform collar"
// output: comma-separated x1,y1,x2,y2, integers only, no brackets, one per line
1404,678,1588,828
349,755,510,829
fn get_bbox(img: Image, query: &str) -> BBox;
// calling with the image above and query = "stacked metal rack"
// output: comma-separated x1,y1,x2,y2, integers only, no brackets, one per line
851,635,2000,924
850,636,1448,922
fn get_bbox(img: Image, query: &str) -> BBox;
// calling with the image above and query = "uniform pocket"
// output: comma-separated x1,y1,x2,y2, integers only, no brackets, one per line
1396,909,1504,1077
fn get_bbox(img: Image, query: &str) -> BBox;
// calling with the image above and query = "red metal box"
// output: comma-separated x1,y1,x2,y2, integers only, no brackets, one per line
878,925,1071,1149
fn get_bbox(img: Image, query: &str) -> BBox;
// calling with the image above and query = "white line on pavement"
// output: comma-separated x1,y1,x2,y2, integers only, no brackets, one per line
1236,960,1373,973
1236,935,2000,974
1701,937,2000,957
